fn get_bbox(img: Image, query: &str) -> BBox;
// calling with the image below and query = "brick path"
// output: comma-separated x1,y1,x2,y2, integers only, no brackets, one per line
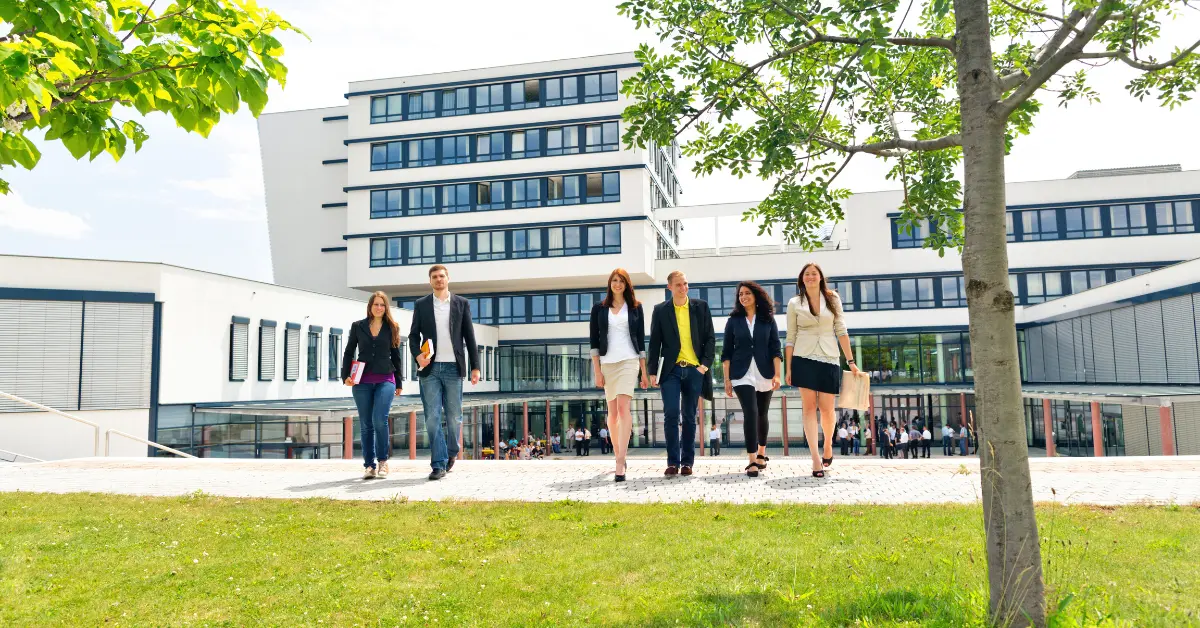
3,455,1198,505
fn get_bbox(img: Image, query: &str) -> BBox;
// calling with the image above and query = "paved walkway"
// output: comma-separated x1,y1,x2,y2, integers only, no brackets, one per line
3,455,1198,505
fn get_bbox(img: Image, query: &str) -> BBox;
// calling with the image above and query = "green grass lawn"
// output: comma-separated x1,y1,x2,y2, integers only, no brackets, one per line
0,493,1196,627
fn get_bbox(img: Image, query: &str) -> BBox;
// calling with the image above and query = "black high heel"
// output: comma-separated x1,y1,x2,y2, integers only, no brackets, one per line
614,474,626,482
822,456,833,468
744,464,760,477
812,469,826,478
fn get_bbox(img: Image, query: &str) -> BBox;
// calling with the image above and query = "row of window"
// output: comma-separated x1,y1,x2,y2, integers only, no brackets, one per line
891,199,1198,248
370,121,619,171
370,71,619,124
230,321,344,383
369,171,620,219
369,223,622,267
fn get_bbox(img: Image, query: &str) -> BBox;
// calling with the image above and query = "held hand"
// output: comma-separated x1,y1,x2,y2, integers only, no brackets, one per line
595,371,605,388
416,352,431,369
470,369,481,385
343,377,354,387
697,365,709,375
849,363,862,375
649,375,658,388
724,381,733,398
772,376,781,391
639,375,650,389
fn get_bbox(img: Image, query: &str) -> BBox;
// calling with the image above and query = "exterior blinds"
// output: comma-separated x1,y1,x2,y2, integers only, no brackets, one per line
284,327,301,381
80,302,153,410
259,324,276,381
230,321,249,381
0,300,83,413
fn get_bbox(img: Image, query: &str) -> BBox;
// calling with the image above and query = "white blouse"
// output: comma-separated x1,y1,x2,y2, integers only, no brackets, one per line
601,304,639,364
730,316,776,392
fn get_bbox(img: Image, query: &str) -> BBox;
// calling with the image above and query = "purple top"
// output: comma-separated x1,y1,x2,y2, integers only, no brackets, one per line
359,371,395,385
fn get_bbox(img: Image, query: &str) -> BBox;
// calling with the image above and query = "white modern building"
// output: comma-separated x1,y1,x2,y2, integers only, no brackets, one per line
0,255,499,461
258,52,1200,458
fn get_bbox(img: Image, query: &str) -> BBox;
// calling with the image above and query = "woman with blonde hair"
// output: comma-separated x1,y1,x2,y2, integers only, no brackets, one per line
342,291,404,479
589,268,650,482
785,263,860,478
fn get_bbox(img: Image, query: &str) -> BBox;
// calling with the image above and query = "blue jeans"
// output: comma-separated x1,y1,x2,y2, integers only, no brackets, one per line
960,435,969,456
660,365,703,468
420,362,464,471
943,435,952,455
852,437,860,454
351,381,396,469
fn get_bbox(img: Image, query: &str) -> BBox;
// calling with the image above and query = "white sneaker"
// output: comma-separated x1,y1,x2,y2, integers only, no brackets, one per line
363,466,376,480
377,461,389,478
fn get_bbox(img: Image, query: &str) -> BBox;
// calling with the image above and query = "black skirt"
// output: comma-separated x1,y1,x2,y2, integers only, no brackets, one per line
792,356,841,394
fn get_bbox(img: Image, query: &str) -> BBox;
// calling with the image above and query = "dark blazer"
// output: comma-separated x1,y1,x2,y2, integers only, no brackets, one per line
721,313,783,381
588,302,646,360
341,318,405,382
648,298,716,400
407,294,480,378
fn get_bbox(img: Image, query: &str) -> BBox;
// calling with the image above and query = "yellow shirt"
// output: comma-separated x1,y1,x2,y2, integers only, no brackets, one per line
674,298,700,366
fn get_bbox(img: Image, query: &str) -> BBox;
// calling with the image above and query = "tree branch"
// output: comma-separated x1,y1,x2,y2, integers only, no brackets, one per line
1078,38,1200,70
998,8,1088,92
995,7,1110,117
120,0,159,44
0,28,36,44
815,134,962,156
996,0,1081,33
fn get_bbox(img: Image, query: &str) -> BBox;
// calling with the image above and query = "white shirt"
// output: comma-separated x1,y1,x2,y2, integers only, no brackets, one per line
899,431,910,444
943,426,952,437
599,428,609,438
863,428,872,440
709,428,720,440
849,426,858,437
923,429,932,440
432,292,455,363
837,427,848,439
730,316,775,392
574,430,584,440
960,427,969,438
601,304,639,363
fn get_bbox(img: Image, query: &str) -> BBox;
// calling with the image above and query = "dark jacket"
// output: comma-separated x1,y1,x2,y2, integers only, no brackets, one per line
721,313,782,381
588,301,646,360
341,318,405,382
648,298,716,401
407,293,479,378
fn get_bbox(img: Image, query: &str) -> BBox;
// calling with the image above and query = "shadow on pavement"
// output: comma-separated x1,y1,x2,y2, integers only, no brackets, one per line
284,476,430,493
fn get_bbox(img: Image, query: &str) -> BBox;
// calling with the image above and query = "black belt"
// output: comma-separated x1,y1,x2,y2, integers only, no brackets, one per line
676,361,696,367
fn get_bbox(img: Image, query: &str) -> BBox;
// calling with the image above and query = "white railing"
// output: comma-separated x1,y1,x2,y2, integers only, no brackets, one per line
0,389,196,459
661,240,849,260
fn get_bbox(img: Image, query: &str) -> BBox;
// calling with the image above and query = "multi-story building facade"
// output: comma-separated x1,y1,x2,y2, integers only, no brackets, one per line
259,52,1200,457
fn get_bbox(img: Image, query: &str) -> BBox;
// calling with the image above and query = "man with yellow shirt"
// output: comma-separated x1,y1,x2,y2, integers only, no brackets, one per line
648,271,716,476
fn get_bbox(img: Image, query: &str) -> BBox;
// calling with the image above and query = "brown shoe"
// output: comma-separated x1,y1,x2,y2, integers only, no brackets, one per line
664,466,678,476
680,466,693,476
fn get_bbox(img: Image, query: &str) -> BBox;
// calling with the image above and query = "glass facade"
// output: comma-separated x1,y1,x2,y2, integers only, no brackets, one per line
1022,399,1125,457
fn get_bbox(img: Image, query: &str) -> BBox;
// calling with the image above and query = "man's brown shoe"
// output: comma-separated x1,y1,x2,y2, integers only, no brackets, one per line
664,466,678,477
681,466,693,476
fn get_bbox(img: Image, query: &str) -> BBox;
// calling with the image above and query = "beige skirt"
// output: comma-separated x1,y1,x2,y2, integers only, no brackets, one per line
600,358,640,401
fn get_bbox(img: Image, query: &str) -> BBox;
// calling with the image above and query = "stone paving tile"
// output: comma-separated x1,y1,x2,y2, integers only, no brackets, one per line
2,456,1198,506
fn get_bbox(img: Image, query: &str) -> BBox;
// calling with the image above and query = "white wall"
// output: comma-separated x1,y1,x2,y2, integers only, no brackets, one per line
257,105,361,300
1020,257,1200,324
0,409,148,461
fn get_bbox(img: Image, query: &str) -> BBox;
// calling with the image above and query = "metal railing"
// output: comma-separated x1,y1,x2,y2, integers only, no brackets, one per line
0,389,196,459
661,240,848,259
0,447,44,463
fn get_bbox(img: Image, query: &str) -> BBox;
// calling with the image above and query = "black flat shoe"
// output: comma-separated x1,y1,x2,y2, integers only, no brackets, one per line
757,454,769,469
745,464,759,478
614,474,626,482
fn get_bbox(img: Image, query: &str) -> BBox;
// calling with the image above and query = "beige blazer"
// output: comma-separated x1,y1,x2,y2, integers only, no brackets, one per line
785,291,848,359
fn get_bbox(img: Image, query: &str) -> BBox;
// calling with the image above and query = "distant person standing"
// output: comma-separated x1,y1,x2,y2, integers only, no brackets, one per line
909,425,921,459
942,424,953,456
899,427,910,459
863,424,873,456
564,428,574,453
574,427,585,456
921,426,932,458
878,428,891,459
838,424,850,456
583,426,592,456
409,265,480,481
709,423,721,456
960,424,970,456
599,427,610,455
850,422,860,455
342,291,404,480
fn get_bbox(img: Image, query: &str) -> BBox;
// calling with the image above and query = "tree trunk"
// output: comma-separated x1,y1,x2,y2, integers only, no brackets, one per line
953,0,1047,625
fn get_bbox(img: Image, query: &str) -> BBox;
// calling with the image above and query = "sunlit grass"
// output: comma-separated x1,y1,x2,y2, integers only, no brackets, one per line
0,493,1196,626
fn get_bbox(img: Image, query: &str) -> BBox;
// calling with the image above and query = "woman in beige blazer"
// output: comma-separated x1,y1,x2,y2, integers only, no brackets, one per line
785,262,861,477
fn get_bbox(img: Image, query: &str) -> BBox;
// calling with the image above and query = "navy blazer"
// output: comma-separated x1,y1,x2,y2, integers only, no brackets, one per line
407,294,480,379
721,313,782,381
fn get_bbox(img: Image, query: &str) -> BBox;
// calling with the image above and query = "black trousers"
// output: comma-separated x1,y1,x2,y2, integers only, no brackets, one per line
840,437,849,456
710,438,721,455
733,386,773,454
922,441,931,458
575,441,584,455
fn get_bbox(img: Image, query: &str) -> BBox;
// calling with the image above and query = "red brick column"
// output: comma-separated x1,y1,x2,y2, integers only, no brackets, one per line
1090,401,1104,457
494,404,501,461
1160,404,1177,456
780,394,790,456
342,417,353,460
697,397,705,456
522,401,529,446
408,411,417,460
1042,399,1055,457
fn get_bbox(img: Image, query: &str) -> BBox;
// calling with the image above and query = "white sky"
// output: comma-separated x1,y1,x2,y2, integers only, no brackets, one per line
2,0,1197,281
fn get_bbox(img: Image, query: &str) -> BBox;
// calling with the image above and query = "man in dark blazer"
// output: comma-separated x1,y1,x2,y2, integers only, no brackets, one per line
648,270,715,476
408,264,480,480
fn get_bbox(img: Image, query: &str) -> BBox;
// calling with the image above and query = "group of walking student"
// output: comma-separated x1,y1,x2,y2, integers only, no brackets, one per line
342,262,861,482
